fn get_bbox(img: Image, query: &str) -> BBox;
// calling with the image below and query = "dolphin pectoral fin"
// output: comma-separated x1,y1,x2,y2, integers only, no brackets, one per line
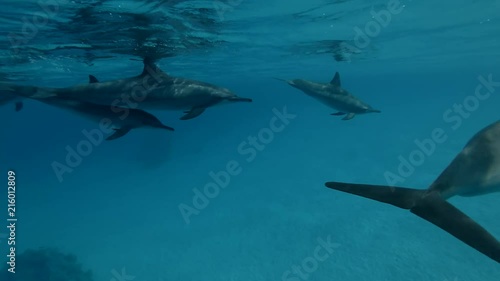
89,75,99,83
180,107,206,120
411,193,500,263
106,127,132,141
325,182,422,209
15,101,23,112
325,181,500,263
341,113,355,120
228,97,253,102
331,112,346,116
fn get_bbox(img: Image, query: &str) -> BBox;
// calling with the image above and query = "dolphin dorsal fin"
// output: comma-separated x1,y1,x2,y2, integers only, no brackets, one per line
89,75,99,83
141,58,166,77
331,72,341,87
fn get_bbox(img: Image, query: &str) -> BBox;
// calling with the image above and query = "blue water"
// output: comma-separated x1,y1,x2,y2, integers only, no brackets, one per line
1,0,500,280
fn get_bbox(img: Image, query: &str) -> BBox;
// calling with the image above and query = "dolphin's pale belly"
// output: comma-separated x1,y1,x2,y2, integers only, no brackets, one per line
71,109,140,128
431,153,500,198
455,182,500,197
431,121,500,198
457,164,500,197
309,93,366,113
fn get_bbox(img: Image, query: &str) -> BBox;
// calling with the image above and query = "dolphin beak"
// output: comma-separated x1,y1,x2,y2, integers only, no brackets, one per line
273,77,292,83
273,77,295,86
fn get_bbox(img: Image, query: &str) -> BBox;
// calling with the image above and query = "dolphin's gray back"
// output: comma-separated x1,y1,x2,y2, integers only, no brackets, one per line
48,75,221,110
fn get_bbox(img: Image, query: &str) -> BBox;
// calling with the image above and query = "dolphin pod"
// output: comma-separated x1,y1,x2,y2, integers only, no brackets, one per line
326,120,500,263
3,60,499,264
3,59,253,120
1,58,253,140
2,70,176,140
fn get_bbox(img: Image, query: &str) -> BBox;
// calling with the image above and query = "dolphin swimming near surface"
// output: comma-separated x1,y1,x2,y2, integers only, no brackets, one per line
325,120,500,263
27,76,174,140
276,72,380,120
0,59,252,120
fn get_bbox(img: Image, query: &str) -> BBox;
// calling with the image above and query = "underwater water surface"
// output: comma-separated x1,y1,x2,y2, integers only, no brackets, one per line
0,0,499,280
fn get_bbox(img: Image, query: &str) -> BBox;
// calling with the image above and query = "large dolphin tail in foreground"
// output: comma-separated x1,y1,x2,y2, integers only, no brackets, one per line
325,181,500,263
324,121,500,263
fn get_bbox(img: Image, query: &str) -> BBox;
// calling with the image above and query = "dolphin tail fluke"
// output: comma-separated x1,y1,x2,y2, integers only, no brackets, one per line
0,81,53,99
325,182,421,209
411,192,500,263
325,181,500,263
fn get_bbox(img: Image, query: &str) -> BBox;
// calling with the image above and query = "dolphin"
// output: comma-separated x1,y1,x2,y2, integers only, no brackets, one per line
38,98,174,140
325,120,500,263
0,59,252,120
28,77,174,140
276,72,380,120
